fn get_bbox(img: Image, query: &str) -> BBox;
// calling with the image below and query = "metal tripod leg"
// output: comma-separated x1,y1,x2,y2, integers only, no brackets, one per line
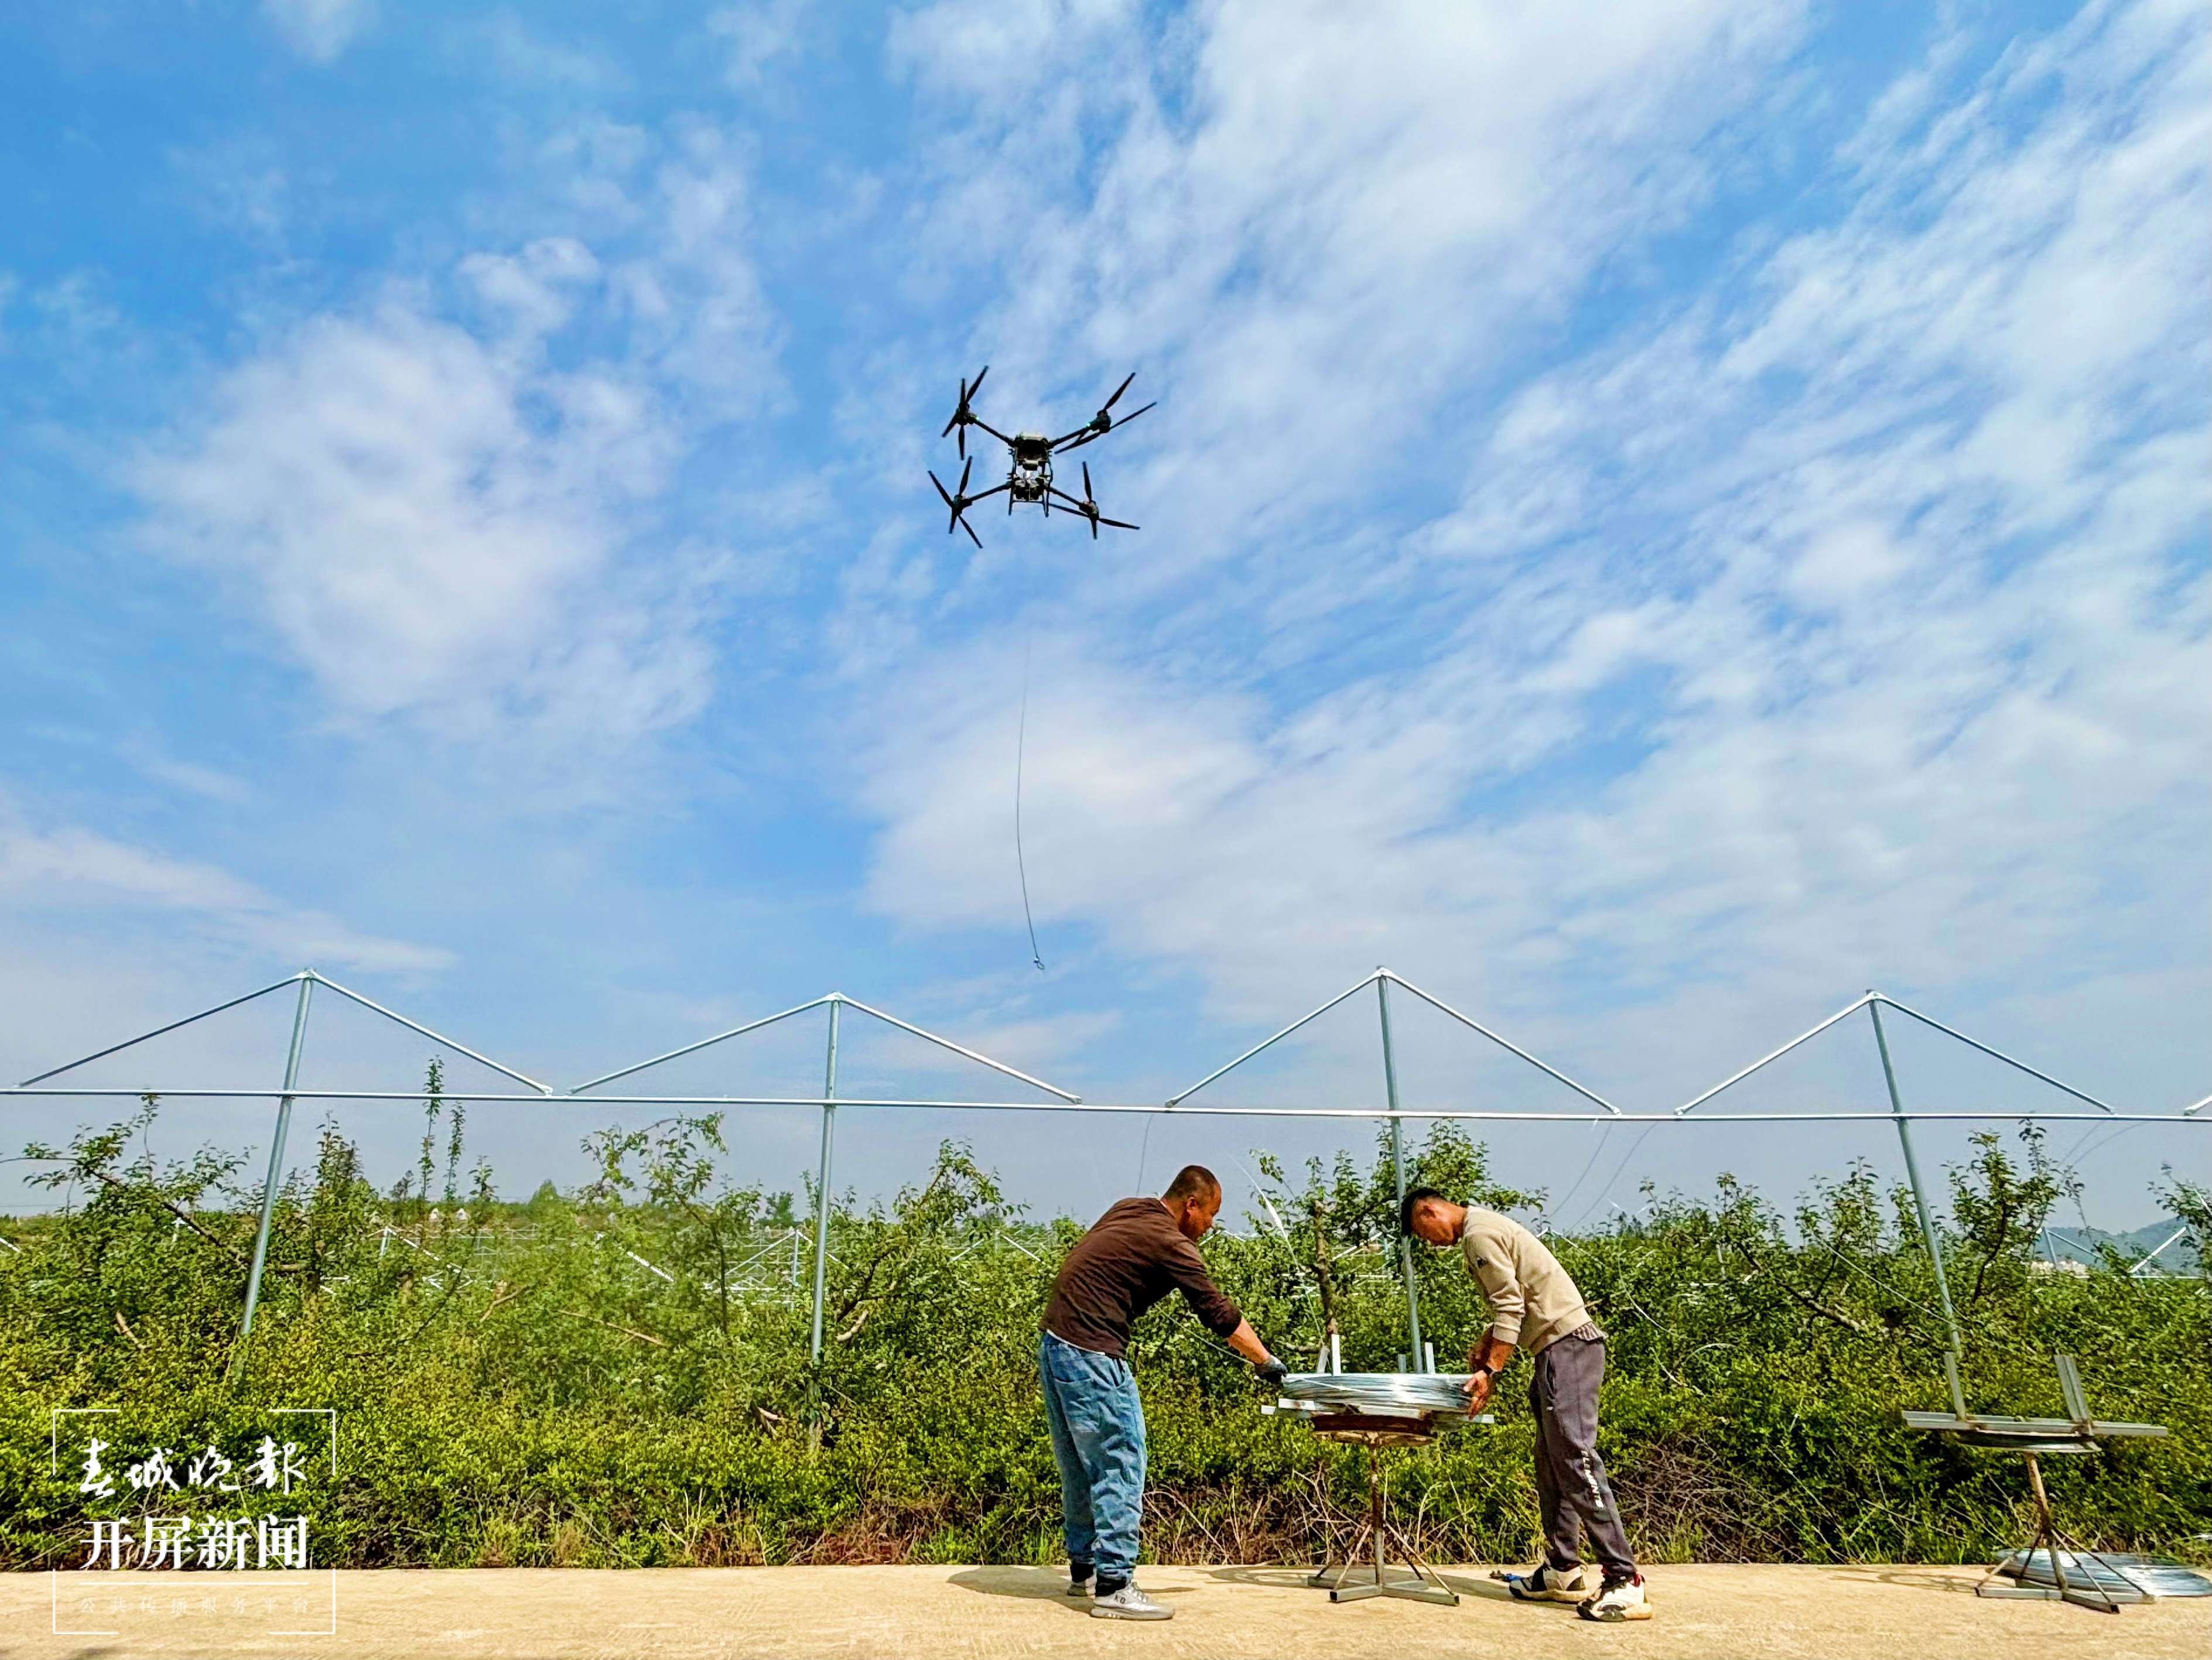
1975,1453,2129,1613
1309,1445,1459,1606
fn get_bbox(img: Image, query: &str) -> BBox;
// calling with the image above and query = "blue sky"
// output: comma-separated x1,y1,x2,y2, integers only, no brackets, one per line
1,0,2204,1231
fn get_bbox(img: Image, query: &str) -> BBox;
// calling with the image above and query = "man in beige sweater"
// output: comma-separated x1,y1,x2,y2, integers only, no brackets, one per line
1403,1187,1650,1623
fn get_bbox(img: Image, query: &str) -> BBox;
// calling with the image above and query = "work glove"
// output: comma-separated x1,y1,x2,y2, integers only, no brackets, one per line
1257,1357,1289,1387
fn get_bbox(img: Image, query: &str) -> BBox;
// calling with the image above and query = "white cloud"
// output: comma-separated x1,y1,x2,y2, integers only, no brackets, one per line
871,0,1811,599
132,120,781,744
0,809,449,975
709,0,811,89
133,755,255,805
1786,522,1905,608
854,0,2210,1095
610,122,782,417
262,0,375,63
472,12,622,90
134,302,705,736
167,140,293,250
460,237,602,339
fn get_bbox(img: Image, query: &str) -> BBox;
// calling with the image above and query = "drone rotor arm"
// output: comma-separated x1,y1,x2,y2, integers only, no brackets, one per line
967,415,1016,447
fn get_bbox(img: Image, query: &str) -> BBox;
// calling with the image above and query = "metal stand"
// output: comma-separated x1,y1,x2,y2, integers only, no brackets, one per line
1307,1425,1458,1606
1375,974,1425,1369
1901,1354,2167,1616
808,999,840,1454
1974,1450,2131,1613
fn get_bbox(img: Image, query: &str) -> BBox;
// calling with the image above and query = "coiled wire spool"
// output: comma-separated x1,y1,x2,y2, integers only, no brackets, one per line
1280,1372,1475,1416
1996,1551,2211,1599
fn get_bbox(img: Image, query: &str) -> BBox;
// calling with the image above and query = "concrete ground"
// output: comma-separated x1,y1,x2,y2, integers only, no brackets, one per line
9,1563,2206,1660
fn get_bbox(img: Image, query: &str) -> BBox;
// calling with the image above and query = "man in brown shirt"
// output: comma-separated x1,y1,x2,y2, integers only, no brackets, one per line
1404,1187,1652,1623
1042,1165,1284,1620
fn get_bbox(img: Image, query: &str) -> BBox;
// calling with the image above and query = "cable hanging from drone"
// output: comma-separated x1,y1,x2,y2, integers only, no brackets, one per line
929,366,1151,547
1014,635,1045,974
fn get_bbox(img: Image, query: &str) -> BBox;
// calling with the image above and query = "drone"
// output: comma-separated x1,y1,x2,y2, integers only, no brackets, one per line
928,367,1153,546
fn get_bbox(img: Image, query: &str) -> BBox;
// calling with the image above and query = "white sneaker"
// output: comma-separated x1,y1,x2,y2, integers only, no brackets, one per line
1064,1577,1092,1600
1090,1583,1172,1620
1505,1562,1594,1602
1578,1572,1653,1622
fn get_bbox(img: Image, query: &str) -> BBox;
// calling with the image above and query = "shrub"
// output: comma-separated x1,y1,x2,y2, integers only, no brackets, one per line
2,1097,2203,1570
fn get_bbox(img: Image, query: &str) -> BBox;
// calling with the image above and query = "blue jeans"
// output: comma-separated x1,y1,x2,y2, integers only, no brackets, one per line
1039,1330,1147,1581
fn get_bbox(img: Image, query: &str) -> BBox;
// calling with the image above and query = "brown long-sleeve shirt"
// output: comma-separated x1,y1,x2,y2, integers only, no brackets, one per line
1042,1197,1243,1360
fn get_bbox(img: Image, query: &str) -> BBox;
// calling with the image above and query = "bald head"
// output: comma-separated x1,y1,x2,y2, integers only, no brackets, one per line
1162,1165,1222,1240
1163,1165,1220,1206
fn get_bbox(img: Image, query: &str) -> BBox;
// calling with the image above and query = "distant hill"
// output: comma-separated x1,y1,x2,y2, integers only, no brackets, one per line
2039,1216,2199,1274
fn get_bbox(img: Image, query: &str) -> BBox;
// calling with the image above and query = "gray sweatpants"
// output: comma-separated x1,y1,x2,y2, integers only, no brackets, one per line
1529,1333,1636,1575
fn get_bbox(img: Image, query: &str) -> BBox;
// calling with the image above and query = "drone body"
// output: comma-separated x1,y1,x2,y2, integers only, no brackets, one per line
1006,432,1053,505
929,367,1153,545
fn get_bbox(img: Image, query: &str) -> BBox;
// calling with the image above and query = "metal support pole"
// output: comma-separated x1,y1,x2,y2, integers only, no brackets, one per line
808,997,841,1367
1871,998,1964,1359
1377,976,1424,1368
237,975,314,1354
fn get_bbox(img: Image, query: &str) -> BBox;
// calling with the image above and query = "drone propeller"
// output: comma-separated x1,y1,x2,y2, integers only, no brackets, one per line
1071,462,1139,540
1086,374,1146,435
1065,382,1155,449
952,457,982,546
928,461,984,547
941,365,990,459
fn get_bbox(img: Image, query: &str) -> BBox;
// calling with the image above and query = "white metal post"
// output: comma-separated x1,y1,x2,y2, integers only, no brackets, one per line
1377,975,1424,1368
1870,998,1964,1360
808,997,841,1366
238,975,314,1350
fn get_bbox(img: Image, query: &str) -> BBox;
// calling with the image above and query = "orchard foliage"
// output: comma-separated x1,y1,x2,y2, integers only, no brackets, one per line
1,1090,2203,1570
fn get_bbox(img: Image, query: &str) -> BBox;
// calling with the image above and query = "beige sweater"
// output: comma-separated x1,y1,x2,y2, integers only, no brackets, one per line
1460,1207,1592,1357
